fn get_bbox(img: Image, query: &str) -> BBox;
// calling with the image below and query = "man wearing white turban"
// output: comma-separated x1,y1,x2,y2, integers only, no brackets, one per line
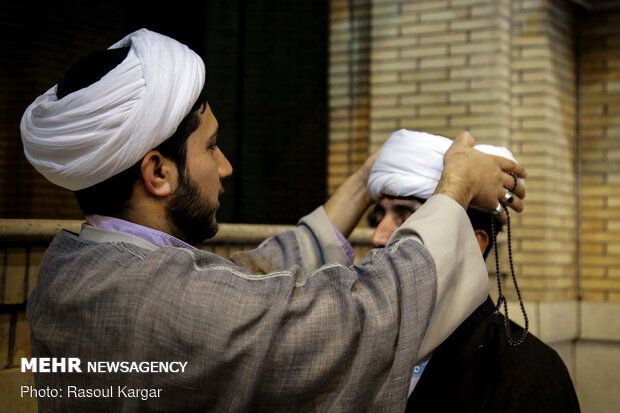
22,29,528,412
367,129,580,412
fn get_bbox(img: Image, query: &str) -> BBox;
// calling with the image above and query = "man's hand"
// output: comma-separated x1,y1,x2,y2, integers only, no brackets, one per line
324,145,384,238
356,143,384,185
434,131,526,223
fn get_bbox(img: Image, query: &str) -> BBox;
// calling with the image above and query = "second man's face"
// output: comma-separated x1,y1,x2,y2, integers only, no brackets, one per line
369,197,423,248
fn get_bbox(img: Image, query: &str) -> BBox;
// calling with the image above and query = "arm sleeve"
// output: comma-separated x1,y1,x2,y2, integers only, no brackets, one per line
387,194,489,360
230,206,352,274
251,235,439,411
231,195,487,362
213,195,485,410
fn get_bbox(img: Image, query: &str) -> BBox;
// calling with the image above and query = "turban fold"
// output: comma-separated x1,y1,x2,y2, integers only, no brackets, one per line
20,28,206,191
367,129,519,200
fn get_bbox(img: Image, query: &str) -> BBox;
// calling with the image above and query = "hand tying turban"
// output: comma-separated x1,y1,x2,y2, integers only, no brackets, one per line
367,129,519,200
20,28,205,191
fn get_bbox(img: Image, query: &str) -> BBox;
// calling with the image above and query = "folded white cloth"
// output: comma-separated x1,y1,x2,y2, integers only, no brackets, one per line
21,28,205,191
368,129,519,200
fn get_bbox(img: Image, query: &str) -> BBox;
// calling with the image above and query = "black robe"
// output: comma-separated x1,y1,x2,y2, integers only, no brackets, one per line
406,298,580,412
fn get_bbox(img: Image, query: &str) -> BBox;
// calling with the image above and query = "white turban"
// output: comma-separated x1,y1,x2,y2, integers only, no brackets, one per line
368,129,519,200
20,28,206,191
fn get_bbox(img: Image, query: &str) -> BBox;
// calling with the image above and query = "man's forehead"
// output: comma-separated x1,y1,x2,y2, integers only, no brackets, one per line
379,196,425,209
202,103,219,134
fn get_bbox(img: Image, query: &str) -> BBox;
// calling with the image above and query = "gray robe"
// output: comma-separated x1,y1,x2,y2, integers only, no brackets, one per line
27,195,488,412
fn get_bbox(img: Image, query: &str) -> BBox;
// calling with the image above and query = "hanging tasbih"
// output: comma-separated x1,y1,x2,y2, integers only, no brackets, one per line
491,187,529,347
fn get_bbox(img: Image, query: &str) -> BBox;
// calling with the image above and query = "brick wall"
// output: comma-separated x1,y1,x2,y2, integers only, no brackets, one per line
578,9,620,302
329,0,595,301
510,0,578,301
329,0,371,196
369,0,512,150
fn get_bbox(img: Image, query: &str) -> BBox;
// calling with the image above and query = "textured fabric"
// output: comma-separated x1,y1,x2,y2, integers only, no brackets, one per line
388,195,489,359
28,198,488,412
406,298,581,413
86,215,354,260
368,129,520,200
85,215,195,249
20,28,205,190
333,225,356,262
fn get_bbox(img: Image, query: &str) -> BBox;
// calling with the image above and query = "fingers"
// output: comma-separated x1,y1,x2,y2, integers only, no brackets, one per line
444,132,474,160
452,130,476,147
493,155,527,179
439,133,528,215
502,172,526,200
495,208,508,225
492,194,523,224
490,155,527,213
494,199,522,224
479,161,526,216
493,175,524,216
358,143,387,184
504,192,524,213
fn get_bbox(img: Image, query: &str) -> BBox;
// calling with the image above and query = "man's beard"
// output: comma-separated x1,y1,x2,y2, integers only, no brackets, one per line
166,170,219,245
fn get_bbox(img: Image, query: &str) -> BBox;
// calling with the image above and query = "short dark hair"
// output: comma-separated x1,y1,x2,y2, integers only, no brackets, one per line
466,207,502,259
56,47,207,216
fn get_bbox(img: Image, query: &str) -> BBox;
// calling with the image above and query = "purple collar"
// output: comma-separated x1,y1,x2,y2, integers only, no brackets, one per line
85,215,196,250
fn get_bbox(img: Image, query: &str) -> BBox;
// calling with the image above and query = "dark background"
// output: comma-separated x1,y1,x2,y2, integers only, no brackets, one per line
1,0,328,225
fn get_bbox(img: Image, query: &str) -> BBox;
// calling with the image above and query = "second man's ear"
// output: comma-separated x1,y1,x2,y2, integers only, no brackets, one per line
474,229,490,256
140,150,177,197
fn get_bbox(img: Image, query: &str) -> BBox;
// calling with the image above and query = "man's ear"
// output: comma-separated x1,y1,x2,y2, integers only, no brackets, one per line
140,150,177,197
474,229,490,256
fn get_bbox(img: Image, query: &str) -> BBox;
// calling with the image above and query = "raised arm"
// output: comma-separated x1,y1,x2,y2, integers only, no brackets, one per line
323,145,382,238
231,146,384,274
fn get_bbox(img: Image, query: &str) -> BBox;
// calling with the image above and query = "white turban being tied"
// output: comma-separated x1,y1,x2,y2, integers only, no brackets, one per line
20,28,206,191
368,129,519,200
